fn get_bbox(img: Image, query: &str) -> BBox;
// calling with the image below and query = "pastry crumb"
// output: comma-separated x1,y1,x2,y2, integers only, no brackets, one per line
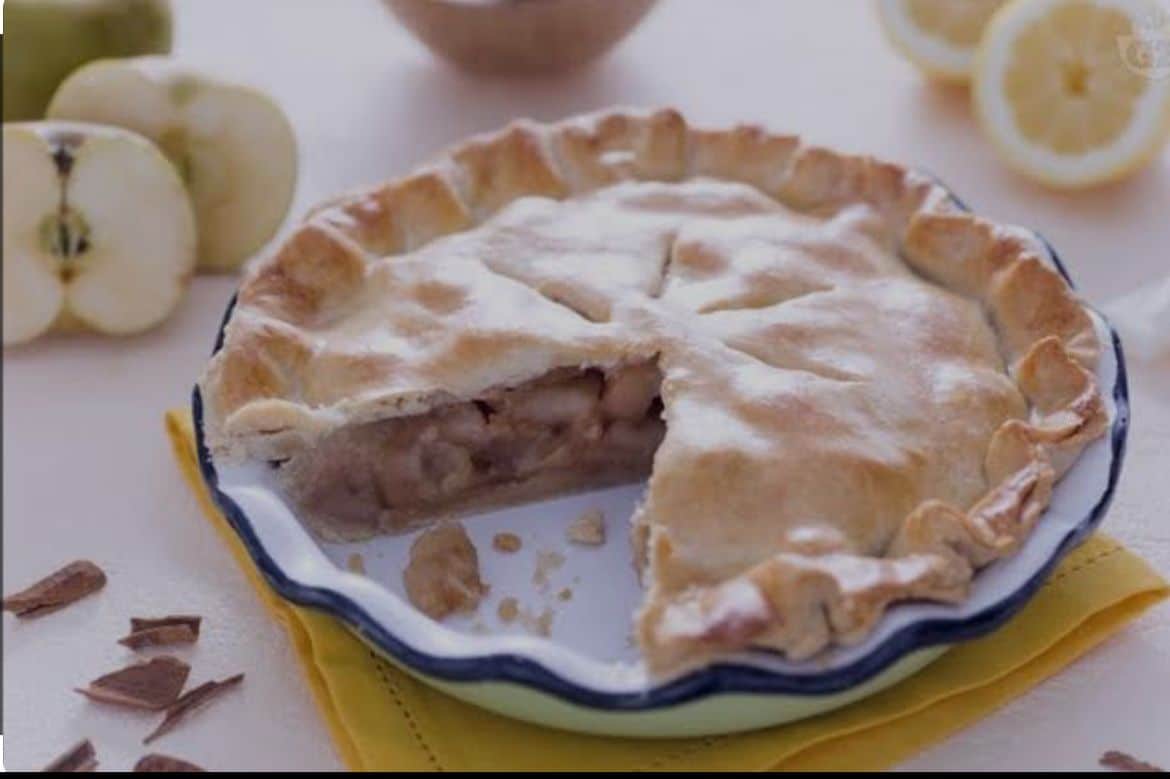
566,508,606,546
346,553,366,574
533,550,566,590
497,597,520,623
1100,750,1164,772
496,600,555,636
557,587,573,601
534,608,554,637
522,607,554,637
403,521,487,620
492,532,523,553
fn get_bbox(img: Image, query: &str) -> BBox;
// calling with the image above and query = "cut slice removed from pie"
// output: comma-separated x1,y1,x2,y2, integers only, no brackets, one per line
199,109,1108,677
279,361,665,539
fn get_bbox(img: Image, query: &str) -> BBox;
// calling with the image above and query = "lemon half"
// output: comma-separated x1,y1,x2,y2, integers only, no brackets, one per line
973,0,1170,188
879,0,1010,81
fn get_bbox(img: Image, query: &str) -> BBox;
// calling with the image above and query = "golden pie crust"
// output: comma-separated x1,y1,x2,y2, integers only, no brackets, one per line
199,109,1107,676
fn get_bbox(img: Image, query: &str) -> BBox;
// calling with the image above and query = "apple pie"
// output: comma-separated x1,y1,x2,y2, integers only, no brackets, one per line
199,109,1107,676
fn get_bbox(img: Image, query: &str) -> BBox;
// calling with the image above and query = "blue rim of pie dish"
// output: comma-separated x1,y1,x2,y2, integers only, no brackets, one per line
191,190,1130,711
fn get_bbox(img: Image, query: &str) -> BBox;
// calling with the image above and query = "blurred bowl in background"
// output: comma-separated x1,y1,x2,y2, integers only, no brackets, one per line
383,0,659,74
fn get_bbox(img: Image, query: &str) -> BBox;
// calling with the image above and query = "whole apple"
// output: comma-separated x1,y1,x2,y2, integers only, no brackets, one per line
49,57,300,273
3,0,173,121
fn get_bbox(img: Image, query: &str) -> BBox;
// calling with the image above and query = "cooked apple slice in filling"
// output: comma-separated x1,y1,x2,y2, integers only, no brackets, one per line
279,361,664,540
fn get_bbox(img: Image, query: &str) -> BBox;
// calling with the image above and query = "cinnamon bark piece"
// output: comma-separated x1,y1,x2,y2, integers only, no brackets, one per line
76,656,190,711
41,739,98,772
143,673,245,745
3,561,106,618
119,615,202,649
134,754,206,772
1100,750,1165,772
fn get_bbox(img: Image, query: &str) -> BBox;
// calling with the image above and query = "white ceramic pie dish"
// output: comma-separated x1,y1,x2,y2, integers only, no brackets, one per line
192,213,1128,737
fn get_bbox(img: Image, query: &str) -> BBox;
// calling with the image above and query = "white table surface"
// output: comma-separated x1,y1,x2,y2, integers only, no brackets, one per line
4,0,1168,771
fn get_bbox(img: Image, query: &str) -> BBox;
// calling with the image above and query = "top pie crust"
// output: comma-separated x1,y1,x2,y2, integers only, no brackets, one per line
199,108,1108,676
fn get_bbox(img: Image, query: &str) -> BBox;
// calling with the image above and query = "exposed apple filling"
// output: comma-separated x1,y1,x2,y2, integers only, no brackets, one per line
279,361,664,539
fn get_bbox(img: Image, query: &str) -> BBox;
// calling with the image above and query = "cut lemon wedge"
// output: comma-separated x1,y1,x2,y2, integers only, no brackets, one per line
879,0,1010,81
973,0,1170,188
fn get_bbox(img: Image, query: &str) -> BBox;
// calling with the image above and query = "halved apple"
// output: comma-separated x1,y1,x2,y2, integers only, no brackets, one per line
3,122,196,346
48,57,299,272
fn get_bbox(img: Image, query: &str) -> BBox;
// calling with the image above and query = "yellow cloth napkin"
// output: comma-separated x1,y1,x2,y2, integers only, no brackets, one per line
167,409,1168,771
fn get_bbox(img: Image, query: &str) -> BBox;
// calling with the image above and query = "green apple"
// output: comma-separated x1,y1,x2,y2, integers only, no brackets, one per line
48,57,299,273
3,0,172,121
3,122,196,346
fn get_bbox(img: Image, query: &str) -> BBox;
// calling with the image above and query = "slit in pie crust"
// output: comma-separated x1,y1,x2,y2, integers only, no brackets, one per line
199,109,1108,677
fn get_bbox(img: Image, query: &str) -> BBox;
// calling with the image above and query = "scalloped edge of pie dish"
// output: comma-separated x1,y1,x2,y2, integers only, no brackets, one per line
191,186,1128,725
